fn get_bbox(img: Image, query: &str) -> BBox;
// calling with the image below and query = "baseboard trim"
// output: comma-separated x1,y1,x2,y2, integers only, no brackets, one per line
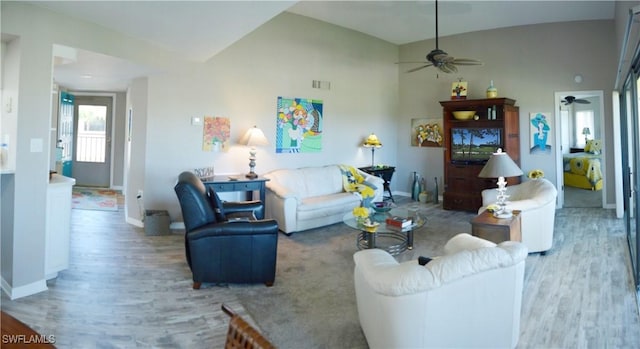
126,216,143,228
1,277,47,300
129,216,182,232
170,222,185,230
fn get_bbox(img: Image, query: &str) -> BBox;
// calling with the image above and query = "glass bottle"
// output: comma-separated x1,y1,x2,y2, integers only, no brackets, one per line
412,172,420,201
486,80,498,98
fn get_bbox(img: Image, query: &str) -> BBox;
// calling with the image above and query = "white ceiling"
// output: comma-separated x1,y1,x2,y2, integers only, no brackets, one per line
22,1,616,91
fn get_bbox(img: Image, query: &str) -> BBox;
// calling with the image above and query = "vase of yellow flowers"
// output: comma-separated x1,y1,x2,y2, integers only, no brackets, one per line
352,206,370,226
528,169,544,179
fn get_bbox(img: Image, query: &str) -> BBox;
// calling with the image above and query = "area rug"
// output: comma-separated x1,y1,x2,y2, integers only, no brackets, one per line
72,187,118,211
226,199,471,348
222,205,637,349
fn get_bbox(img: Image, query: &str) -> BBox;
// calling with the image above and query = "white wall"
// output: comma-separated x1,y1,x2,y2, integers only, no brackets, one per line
1,37,19,172
125,78,149,226
0,1,183,297
140,12,399,220
0,37,19,289
398,20,616,204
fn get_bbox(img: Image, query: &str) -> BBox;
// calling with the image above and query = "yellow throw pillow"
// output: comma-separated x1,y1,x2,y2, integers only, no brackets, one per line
585,139,602,154
570,158,587,175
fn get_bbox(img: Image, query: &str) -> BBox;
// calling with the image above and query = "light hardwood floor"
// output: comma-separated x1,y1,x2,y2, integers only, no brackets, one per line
1,198,639,348
1,201,253,348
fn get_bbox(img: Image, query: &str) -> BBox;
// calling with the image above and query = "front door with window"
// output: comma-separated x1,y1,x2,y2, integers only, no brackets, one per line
72,96,112,187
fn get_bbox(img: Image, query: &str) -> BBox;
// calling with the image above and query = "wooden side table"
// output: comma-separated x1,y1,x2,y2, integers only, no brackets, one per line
471,210,521,244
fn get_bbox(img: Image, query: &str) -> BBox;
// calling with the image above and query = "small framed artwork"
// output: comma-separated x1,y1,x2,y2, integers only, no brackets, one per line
451,81,468,100
412,118,443,147
202,116,231,152
530,112,553,154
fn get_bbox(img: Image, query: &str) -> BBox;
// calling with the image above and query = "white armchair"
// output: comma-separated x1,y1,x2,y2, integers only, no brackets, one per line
479,178,557,254
353,233,527,349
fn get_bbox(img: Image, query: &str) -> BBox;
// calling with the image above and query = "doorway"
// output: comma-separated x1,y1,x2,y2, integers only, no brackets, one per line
554,91,605,208
71,95,113,187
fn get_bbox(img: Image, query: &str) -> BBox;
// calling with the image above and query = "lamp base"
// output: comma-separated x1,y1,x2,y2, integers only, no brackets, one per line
493,210,513,219
245,172,258,179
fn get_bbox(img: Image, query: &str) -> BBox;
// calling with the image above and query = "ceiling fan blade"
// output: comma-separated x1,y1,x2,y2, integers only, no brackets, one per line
440,55,455,63
574,99,591,104
406,64,433,73
452,58,483,66
438,63,457,74
396,61,431,65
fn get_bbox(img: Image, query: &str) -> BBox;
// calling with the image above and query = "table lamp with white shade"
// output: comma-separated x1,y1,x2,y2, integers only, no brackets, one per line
582,127,591,144
240,126,269,178
478,148,523,218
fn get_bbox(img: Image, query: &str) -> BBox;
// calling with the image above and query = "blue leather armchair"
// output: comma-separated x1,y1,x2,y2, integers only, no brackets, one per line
174,171,279,289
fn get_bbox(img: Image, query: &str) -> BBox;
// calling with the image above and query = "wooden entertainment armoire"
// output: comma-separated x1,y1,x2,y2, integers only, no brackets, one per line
440,98,520,211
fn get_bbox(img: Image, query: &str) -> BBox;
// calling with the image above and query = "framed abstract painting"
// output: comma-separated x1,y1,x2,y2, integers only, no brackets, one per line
276,97,323,153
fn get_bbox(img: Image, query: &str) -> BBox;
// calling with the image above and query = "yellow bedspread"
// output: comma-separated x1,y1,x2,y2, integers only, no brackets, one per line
563,153,602,191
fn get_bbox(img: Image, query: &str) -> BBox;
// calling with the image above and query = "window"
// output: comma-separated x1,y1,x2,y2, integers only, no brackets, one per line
76,105,107,162
574,110,594,147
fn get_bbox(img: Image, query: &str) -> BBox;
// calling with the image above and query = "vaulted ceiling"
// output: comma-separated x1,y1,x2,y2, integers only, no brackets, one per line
21,1,616,91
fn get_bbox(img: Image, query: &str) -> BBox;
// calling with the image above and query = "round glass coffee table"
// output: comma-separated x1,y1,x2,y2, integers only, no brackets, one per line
343,206,427,256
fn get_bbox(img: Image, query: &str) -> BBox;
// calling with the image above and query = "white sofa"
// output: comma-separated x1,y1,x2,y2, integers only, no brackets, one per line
263,165,384,234
353,233,528,349
479,178,558,254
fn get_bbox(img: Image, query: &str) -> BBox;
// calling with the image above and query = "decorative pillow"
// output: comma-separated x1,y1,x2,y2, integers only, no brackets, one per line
207,187,226,221
584,139,602,155
569,158,587,175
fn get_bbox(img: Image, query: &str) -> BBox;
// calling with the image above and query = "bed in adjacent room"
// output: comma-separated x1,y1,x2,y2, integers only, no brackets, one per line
563,139,603,191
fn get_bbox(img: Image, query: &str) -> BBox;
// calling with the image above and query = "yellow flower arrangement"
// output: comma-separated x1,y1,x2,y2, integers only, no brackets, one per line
353,206,370,218
358,185,375,199
486,204,500,213
528,169,544,179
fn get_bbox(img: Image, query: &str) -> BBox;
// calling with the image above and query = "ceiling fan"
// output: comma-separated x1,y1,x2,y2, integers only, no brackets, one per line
562,96,591,105
401,0,483,74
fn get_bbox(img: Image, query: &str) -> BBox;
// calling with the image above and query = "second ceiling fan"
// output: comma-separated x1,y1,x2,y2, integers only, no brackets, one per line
403,0,483,74
562,96,591,105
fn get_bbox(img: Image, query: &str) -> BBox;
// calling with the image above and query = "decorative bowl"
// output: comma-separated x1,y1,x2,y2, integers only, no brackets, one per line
362,221,380,233
452,110,476,120
371,201,393,213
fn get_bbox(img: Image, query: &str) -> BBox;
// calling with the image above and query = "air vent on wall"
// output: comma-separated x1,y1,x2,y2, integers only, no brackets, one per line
312,80,331,90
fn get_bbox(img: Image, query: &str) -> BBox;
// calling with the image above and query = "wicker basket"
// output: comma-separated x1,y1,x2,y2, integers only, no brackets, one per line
222,304,275,349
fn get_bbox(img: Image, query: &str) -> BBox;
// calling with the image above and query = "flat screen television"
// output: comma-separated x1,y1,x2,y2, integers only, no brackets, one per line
450,128,502,164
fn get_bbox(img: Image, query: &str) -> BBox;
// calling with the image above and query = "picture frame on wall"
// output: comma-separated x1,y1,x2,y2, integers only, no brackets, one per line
411,118,443,147
451,81,468,100
276,97,323,153
202,116,230,152
530,112,553,154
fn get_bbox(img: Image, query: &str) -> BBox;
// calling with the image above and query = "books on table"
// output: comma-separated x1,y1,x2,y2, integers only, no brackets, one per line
385,216,412,228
